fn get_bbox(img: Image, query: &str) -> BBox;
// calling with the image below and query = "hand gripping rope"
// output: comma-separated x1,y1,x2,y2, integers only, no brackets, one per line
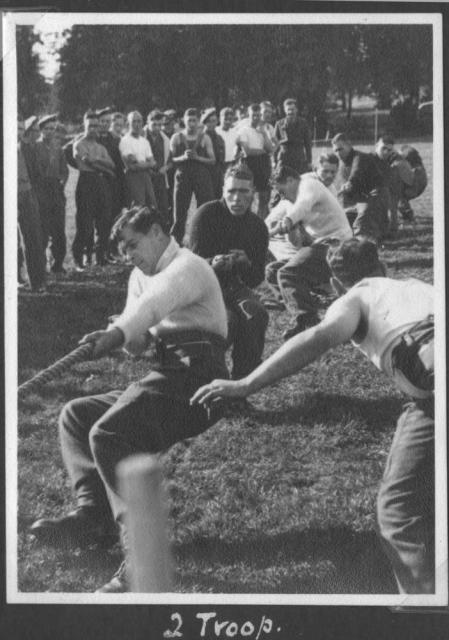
18,342,94,397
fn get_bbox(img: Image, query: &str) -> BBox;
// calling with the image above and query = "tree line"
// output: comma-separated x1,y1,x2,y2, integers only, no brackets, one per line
18,23,432,122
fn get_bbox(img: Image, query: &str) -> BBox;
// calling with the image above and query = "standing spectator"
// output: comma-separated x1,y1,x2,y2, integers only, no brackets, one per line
144,110,172,223
34,114,69,274
97,109,127,258
216,107,238,170
17,119,47,292
73,111,116,269
201,108,226,199
235,103,274,219
170,108,215,244
266,165,352,340
119,111,158,211
260,100,279,156
162,110,178,217
274,98,312,174
332,133,390,243
189,164,269,379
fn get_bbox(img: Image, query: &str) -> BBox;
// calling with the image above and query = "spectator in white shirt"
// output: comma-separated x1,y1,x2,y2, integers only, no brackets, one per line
216,107,239,166
119,111,157,209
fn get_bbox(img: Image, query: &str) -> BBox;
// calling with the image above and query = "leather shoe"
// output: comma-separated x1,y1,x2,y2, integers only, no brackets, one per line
96,561,129,593
30,506,118,548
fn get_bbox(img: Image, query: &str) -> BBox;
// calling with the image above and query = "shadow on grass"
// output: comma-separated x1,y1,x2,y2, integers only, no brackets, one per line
250,393,404,434
173,526,397,594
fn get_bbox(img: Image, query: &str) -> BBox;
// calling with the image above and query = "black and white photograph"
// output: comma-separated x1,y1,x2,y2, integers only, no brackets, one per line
2,7,447,627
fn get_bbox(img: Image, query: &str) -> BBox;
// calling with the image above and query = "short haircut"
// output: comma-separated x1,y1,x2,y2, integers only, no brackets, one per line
111,205,169,241
248,103,261,112
331,132,350,145
400,144,423,168
220,107,234,118
260,100,274,109
283,98,297,109
327,239,383,285
271,165,300,184
224,162,254,184
184,108,198,119
378,134,395,146
318,152,339,166
84,110,98,121
112,111,125,121
148,110,164,122
127,110,142,122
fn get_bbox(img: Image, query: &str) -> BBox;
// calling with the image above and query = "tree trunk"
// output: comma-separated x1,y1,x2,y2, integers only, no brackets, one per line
346,89,353,120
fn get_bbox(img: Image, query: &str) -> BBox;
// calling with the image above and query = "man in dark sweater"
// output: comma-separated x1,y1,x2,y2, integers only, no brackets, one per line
189,164,269,379
332,132,390,243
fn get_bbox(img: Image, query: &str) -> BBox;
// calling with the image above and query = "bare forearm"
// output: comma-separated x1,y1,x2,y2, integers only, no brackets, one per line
244,327,333,396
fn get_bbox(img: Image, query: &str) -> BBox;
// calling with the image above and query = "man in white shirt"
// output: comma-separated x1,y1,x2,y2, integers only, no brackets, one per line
192,238,435,595
216,107,238,167
30,206,229,593
235,103,274,219
266,165,352,339
119,111,158,209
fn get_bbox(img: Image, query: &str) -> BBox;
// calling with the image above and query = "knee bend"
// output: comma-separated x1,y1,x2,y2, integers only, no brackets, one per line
59,397,87,435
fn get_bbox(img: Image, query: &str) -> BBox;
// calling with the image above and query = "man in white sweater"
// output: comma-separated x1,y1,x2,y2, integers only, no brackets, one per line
266,165,352,339
30,206,228,592
193,239,435,595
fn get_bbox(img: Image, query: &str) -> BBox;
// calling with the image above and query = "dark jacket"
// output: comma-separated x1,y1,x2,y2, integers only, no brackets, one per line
189,199,268,290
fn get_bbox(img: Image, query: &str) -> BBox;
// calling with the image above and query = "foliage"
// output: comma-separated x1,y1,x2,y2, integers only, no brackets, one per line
52,24,433,121
16,26,51,117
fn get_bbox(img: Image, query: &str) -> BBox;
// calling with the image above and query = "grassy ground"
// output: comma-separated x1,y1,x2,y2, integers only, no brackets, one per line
17,141,434,593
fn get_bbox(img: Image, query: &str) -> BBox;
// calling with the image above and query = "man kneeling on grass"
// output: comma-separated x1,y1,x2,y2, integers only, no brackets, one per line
30,205,228,593
192,239,435,594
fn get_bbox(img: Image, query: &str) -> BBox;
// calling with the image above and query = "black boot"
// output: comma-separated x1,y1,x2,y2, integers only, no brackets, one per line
30,506,118,548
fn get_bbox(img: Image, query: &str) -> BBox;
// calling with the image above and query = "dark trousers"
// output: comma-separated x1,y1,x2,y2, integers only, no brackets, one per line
58,331,228,520
209,164,225,200
151,172,170,224
36,179,66,269
225,283,269,379
171,165,214,244
18,189,47,289
377,398,435,593
124,171,157,210
73,172,111,263
352,188,390,243
271,243,332,321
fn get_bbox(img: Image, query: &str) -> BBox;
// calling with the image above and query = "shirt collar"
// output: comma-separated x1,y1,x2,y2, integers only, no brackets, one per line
155,236,180,273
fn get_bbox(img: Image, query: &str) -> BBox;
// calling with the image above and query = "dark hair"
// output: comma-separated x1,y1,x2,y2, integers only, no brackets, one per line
318,152,339,166
220,107,234,118
331,132,350,145
378,134,395,146
248,103,261,112
400,145,423,168
112,111,125,121
224,162,254,184
260,101,274,109
111,206,170,241
271,165,300,184
327,239,383,285
184,108,198,119
148,110,164,122
283,98,297,109
84,110,98,121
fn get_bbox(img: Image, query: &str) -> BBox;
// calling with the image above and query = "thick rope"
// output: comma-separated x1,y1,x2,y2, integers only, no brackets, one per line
18,342,94,397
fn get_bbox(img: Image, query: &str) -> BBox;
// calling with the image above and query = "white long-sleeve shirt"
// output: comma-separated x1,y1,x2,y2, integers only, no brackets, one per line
285,174,352,244
112,238,228,349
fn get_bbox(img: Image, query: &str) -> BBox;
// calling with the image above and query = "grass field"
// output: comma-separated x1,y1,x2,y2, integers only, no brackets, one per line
16,141,434,594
